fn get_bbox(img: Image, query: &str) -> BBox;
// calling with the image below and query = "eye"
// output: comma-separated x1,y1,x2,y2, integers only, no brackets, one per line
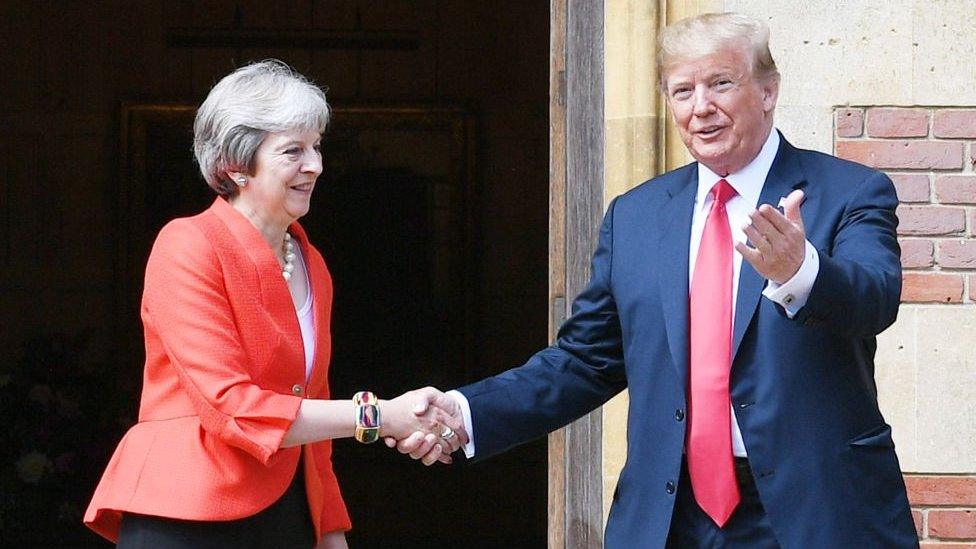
713,78,735,91
284,147,301,156
671,87,693,101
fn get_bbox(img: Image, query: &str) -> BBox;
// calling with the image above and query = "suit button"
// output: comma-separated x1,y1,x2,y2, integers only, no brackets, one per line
292,384,303,396
674,409,685,422
665,481,676,495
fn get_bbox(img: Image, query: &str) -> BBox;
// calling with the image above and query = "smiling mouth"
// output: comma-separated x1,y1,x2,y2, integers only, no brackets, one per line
289,182,314,192
696,125,726,138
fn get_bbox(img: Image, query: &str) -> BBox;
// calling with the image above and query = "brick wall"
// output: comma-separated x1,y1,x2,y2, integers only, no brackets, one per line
836,107,976,546
907,476,976,547
836,107,976,304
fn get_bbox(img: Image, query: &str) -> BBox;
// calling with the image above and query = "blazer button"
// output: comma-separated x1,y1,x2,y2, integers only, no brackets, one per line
292,384,303,396
674,409,685,422
665,481,676,495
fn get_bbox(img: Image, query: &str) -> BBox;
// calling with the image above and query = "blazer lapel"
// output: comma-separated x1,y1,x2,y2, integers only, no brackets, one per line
657,168,699,388
732,134,808,359
209,197,304,370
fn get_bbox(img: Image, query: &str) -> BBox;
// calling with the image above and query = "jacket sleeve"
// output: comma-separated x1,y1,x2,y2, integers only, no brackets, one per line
793,170,902,338
460,199,628,461
141,220,302,465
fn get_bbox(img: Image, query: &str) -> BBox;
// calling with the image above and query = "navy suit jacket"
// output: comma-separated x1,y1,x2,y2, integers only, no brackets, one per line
459,135,917,548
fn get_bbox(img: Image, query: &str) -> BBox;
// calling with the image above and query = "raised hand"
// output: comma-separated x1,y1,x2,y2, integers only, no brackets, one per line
383,387,466,466
735,189,806,284
380,387,467,465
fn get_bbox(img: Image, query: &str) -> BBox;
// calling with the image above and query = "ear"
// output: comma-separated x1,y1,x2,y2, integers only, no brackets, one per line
761,75,780,113
226,170,247,186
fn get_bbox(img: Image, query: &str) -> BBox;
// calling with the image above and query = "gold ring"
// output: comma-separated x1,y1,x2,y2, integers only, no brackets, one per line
440,425,456,440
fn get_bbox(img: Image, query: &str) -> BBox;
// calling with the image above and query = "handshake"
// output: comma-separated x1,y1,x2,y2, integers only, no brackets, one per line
379,387,467,466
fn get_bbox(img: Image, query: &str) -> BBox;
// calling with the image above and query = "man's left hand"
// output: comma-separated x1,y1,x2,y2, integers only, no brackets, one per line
735,189,806,284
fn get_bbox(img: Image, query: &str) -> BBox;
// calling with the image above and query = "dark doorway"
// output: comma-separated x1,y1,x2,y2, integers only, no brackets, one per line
120,105,513,546
1,2,549,546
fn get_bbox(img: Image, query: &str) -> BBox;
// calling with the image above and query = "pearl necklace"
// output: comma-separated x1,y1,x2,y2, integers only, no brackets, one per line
281,232,296,281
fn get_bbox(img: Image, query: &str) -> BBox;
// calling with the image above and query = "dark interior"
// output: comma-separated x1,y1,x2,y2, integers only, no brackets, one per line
0,2,550,546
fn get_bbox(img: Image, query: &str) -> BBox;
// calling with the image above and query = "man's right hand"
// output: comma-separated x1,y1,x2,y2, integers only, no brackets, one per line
383,387,465,466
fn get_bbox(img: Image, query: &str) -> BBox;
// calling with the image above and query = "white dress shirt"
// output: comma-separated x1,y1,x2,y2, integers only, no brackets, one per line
453,128,820,459
693,129,819,456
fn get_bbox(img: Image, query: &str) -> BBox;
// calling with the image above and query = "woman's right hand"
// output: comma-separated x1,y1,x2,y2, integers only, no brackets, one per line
379,387,467,460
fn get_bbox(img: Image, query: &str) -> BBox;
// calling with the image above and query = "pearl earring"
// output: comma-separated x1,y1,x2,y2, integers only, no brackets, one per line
235,176,247,186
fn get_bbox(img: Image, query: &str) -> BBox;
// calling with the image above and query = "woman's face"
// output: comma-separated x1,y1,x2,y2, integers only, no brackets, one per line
233,128,323,229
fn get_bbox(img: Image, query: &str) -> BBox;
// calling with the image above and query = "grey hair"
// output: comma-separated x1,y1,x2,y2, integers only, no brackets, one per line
658,12,779,92
193,59,330,196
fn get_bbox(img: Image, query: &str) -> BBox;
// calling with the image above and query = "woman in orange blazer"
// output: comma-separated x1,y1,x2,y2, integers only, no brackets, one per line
84,60,466,548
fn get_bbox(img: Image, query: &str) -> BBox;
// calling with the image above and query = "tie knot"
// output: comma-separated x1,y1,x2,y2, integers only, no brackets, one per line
711,178,736,206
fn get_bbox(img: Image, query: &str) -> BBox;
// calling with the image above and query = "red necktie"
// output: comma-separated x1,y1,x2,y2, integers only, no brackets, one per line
688,178,740,527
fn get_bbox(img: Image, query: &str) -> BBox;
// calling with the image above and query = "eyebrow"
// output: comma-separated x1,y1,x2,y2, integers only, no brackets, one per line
667,78,693,89
276,138,320,150
667,69,740,88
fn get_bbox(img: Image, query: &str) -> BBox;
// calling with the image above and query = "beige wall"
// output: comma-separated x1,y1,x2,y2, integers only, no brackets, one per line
600,0,976,523
727,0,976,151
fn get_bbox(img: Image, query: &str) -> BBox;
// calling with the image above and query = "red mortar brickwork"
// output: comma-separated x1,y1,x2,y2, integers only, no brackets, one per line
901,273,964,303
835,106,976,305
936,175,976,204
836,108,865,137
835,140,964,170
900,240,935,268
934,111,976,139
908,476,976,546
892,173,934,202
867,107,930,138
836,107,976,546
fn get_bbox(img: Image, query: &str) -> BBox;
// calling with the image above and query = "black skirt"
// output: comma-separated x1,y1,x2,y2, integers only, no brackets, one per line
117,466,316,548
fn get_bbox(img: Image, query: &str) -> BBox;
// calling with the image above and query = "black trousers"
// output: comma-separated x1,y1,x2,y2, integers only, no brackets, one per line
666,458,781,548
117,467,315,548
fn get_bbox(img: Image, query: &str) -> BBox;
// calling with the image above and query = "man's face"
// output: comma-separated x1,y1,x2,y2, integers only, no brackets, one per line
664,47,778,176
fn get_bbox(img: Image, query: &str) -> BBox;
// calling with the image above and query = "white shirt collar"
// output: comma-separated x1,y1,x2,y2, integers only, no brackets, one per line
695,128,780,210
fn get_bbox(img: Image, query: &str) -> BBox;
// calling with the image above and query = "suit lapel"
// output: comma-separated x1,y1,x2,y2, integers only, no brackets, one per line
732,135,807,359
657,168,699,388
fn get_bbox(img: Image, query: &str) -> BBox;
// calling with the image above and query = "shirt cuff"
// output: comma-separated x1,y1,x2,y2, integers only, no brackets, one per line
762,240,819,318
446,389,475,458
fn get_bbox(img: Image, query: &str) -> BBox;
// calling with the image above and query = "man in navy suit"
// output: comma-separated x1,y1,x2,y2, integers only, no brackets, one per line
391,12,916,547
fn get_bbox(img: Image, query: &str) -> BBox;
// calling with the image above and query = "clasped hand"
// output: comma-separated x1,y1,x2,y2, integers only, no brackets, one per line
380,387,466,465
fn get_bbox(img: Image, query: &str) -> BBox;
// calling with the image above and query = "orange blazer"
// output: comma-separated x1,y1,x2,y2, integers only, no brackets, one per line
84,197,351,542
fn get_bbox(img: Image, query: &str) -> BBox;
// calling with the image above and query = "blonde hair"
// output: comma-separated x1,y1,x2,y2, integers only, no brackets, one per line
193,59,330,196
658,12,779,91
